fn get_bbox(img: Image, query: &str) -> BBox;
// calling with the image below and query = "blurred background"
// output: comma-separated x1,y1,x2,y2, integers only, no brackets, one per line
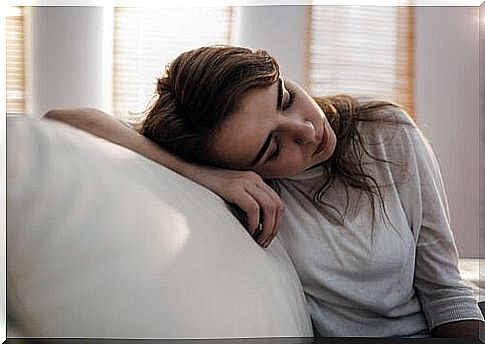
5,2,484,259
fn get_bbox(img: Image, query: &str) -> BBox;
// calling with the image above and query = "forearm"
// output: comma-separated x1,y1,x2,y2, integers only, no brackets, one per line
43,107,197,178
431,319,485,338
42,107,284,245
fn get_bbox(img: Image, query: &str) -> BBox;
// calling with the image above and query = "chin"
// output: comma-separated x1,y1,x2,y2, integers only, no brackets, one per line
303,162,323,172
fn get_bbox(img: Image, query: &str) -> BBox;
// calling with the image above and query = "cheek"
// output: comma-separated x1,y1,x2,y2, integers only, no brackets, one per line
305,100,324,121
281,151,305,171
258,149,306,178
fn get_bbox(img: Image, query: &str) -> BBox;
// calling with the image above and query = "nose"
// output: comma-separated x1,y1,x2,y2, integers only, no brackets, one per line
281,117,316,145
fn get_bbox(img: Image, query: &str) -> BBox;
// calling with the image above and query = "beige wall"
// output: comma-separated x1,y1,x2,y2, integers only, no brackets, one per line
231,5,307,87
25,7,113,117
480,2,485,259
414,7,481,258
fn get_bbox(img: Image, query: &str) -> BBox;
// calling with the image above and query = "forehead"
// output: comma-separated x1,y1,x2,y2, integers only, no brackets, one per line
211,82,279,168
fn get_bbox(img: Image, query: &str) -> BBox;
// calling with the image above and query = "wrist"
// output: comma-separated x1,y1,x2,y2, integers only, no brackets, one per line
164,154,206,181
431,319,484,338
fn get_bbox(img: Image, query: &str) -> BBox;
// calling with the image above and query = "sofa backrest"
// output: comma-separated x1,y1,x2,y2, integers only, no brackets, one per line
6,117,313,339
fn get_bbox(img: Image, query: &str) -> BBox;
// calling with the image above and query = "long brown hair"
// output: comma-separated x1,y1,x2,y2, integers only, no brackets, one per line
310,95,412,233
139,45,411,231
140,45,279,167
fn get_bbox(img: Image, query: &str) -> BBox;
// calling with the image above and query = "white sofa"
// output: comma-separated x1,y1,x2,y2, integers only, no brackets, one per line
6,116,313,339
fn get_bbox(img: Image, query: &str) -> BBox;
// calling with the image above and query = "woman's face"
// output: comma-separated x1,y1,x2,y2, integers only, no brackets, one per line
211,78,337,178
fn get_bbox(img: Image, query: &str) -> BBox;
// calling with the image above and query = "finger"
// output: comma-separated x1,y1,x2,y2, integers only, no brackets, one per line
256,182,284,218
256,181,281,203
256,183,285,247
265,206,283,247
245,185,277,246
235,192,261,235
253,222,263,239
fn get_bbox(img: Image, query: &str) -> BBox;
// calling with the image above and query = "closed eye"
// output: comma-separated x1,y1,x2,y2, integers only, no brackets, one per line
269,86,295,162
268,135,282,161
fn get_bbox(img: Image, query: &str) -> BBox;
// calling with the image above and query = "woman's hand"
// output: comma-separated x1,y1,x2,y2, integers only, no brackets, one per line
184,166,285,248
431,319,484,338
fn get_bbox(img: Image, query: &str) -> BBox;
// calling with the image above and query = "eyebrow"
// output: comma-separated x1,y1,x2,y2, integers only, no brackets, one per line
250,79,283,167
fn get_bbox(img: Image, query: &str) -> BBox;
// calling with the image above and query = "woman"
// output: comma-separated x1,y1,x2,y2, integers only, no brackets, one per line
44,45,484,338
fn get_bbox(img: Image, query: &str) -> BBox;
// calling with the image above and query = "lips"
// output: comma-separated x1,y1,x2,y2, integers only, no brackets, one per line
312,125,327,156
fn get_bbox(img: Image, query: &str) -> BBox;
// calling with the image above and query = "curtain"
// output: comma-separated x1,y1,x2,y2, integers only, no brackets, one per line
6,6,413,117
113,7,232,120
308,6,414,116
6,6,25,114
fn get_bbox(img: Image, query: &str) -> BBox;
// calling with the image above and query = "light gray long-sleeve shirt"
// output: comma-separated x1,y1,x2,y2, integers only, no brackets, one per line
275,106,483,337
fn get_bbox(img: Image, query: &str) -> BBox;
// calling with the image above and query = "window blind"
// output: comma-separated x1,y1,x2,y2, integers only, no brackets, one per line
113,7,232,120
308,6,414,116
6,6,25,114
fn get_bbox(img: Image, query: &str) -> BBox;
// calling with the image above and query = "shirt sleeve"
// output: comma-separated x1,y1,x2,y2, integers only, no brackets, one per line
409,126,484,330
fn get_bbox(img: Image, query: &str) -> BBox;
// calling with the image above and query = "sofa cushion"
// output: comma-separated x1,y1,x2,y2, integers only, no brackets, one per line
6,117,313,338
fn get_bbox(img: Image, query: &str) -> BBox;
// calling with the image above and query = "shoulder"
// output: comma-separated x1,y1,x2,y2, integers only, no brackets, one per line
355,99,418,148
356,97,416,128
353,100,423,178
